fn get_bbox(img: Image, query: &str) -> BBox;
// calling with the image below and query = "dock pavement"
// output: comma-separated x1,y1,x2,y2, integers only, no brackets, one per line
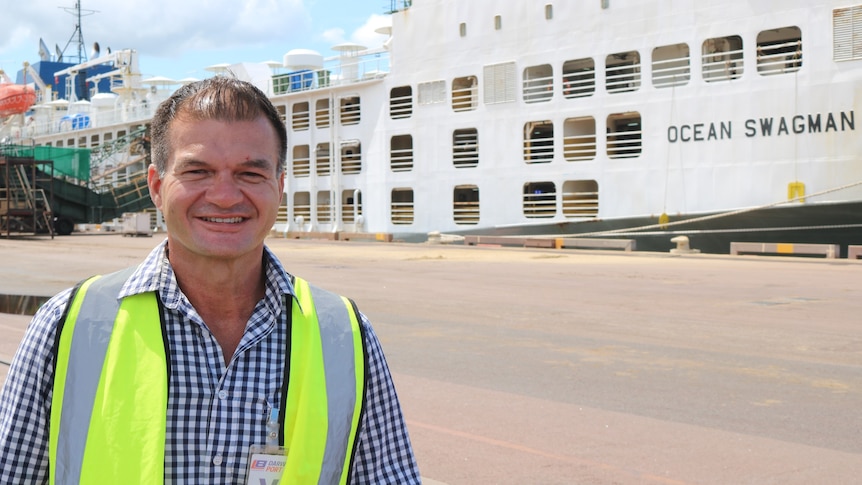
1,233,861,484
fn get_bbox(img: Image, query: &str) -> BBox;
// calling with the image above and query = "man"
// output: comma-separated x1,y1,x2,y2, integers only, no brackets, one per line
0,77,421,484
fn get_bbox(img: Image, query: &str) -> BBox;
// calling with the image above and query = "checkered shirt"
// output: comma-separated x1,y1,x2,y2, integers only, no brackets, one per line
0,241,420,484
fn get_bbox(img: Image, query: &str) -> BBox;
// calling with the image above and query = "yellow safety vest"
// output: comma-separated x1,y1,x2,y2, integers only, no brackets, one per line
49,267,366,485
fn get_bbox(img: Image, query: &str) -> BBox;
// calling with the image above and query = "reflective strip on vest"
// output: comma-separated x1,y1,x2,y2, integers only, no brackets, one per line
50,267,167,485
284,278,365,484
50,270,365,485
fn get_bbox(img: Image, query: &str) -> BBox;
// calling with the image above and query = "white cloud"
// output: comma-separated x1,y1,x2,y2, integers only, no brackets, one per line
349,14,390,49
320,27,347,48
0,0,310,60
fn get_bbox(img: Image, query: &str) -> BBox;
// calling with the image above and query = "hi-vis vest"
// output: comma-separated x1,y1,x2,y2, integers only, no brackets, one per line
49,267,367,485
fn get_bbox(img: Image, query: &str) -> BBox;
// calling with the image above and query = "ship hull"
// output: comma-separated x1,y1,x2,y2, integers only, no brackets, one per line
446,201,862,257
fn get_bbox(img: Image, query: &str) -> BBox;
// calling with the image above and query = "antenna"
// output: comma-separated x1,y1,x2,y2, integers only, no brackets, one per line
59,1,98,64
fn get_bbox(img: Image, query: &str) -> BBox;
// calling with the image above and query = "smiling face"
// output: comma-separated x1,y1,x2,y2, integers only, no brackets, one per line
147,115,285,264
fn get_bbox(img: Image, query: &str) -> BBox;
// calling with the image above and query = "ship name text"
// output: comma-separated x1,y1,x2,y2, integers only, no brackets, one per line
667,111,855,143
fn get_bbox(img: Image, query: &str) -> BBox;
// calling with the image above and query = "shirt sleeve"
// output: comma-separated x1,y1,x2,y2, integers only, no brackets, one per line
0,289,71,485
349,313,422,484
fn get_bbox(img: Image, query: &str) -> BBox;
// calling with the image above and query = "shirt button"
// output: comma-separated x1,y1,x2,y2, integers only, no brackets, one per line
218,390,228,400
213,454,223,466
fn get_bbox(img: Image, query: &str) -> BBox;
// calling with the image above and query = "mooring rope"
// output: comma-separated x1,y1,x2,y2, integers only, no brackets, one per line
538,179,862,239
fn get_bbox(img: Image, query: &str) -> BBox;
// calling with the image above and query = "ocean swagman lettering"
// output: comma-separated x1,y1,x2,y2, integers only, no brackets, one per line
668,110,855,142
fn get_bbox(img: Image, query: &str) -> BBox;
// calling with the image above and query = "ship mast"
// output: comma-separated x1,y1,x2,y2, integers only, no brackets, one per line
59,1,97,64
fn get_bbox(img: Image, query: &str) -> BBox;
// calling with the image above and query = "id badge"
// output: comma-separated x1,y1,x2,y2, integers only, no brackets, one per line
246,404,286,484
246,444,287,485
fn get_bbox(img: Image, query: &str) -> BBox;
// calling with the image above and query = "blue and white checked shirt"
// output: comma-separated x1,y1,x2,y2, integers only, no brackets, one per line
0,241,421,484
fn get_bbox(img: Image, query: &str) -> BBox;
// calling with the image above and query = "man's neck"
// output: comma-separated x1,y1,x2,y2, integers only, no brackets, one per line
167,244,268,363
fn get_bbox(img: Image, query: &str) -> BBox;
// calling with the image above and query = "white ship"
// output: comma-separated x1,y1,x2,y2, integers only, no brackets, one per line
2,0,862,254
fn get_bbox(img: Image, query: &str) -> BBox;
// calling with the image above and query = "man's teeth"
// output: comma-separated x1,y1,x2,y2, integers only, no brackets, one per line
203,217,243,223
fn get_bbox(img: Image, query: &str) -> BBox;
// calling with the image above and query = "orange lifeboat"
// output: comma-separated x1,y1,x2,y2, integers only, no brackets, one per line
0,83,37,117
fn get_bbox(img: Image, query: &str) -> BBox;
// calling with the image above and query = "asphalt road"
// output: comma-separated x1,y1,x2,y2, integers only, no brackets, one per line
1,233,860,484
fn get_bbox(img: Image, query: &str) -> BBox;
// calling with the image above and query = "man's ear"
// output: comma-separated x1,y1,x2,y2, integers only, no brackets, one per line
147,164,163,209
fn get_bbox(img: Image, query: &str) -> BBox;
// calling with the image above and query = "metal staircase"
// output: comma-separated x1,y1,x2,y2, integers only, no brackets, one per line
0,142,55,237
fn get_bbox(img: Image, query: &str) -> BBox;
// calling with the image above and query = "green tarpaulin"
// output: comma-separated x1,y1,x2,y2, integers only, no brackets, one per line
1,145,91,181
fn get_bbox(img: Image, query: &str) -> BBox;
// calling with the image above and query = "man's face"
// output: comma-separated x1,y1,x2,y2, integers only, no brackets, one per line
147,115,284,263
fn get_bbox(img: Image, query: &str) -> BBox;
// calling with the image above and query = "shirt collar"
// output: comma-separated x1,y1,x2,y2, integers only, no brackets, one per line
118,239,297,314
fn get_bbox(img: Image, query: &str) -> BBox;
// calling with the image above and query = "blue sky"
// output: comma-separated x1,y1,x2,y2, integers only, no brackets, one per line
0,0,393,81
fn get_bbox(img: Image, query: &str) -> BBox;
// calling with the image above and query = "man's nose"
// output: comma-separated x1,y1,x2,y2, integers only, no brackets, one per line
205,173,244,207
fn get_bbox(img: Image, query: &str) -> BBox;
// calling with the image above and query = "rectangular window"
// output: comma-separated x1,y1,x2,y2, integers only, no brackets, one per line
563,117,596,161
390,86,413,119
562,58,595,99
562,180,599,218
606,51,641,93
452,76,478,112
606,113,642,159
702,36,743,82
341,140,361,174
757,26,802,75
340,96,361,125
315,99,330,128
293,192,311,224
652,43,690,88
453,128,479,168
453,185,480,225
316,143,331,176
292,145,310,177
523,64,553,103
390,135,414,172
391,188,415,225
524,121,554,163
342,189,362,224
523,182,557,218
316,190,332,224
292,102,310,131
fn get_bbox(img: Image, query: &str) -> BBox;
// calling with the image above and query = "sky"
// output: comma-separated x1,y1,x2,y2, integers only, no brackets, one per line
0,0,395,82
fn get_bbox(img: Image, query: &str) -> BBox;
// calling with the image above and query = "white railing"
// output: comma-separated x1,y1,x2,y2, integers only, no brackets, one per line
523,136,554,163
562,73,595,98
389,94,413,118
523,193,557,218
522,74,554,103
451,87,477,112
562,192,599,217
26,102,156,138
454,201,480,224
390,148,413,172
562,134,597,161
606,63,641,93
607,131,643,159
702,48,744,82
292,156,310,177
652,57,691,87
273,49,390,95
390,201,414,224
757,40,802,75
